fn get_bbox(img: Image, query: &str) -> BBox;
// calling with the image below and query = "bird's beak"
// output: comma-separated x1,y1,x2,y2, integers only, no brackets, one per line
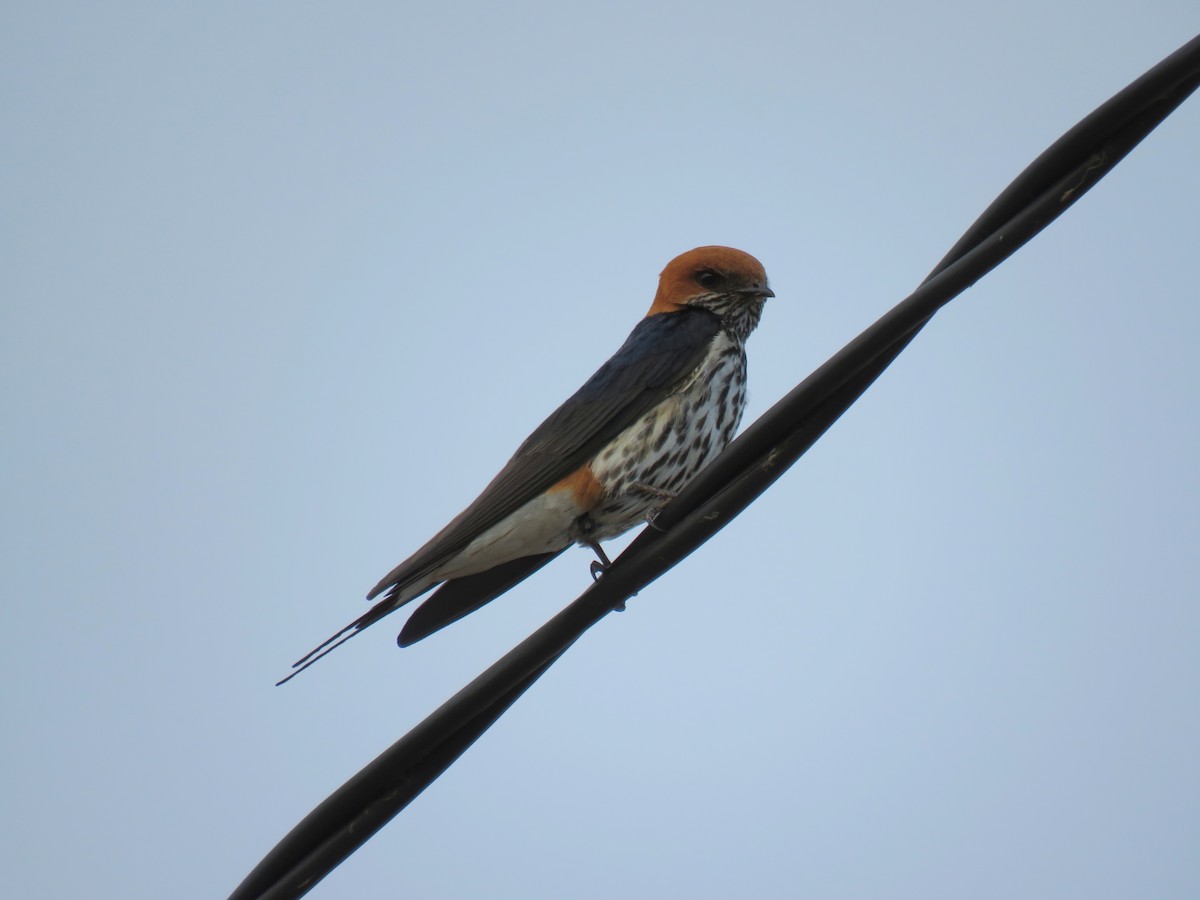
736,284,775,299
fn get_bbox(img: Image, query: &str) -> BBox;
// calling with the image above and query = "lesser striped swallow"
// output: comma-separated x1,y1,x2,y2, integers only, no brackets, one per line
281,246,773,683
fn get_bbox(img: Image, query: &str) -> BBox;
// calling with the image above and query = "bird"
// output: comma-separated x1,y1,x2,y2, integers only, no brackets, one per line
279,246,774,684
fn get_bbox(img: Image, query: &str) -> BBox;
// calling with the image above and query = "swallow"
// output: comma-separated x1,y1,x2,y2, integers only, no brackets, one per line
280,246,773,683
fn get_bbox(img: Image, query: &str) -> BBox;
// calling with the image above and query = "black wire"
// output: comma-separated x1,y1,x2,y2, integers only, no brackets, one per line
228,33,1200,900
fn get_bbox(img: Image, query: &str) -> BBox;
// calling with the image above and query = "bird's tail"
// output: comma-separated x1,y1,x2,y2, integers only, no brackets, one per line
397,550,562,646
275,579,432,686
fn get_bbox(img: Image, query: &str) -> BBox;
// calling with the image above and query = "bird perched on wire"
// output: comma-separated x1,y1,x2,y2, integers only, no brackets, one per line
280,245,774,684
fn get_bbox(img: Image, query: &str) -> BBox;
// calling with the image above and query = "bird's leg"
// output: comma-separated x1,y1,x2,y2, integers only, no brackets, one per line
585,541,627,611
631,482,677,531
587,541,612,581
574,513,611,581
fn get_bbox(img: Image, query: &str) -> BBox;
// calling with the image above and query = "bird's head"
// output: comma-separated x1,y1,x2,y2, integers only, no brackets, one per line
648,246,774,339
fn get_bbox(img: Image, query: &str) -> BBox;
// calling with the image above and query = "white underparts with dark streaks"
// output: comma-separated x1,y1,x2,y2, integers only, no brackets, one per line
583,329,747,539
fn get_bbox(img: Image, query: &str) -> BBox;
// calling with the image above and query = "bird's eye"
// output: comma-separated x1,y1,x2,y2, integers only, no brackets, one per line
695,269,722,289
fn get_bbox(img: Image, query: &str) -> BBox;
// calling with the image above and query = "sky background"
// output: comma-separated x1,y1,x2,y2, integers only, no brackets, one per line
4,3,1199,899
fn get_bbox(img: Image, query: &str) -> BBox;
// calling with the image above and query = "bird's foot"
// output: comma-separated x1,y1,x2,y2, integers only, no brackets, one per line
585,541,625,610
631,483,677,531
587,541,612,582
630,482,677,502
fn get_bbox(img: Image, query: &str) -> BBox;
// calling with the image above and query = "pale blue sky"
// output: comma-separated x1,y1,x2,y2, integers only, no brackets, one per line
4,4,1199,898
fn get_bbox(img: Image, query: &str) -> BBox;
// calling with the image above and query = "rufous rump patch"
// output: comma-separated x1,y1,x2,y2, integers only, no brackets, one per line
549,464,606,510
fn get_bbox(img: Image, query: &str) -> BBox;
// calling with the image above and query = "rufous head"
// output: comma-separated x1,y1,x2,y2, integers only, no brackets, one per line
647,246,773,316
